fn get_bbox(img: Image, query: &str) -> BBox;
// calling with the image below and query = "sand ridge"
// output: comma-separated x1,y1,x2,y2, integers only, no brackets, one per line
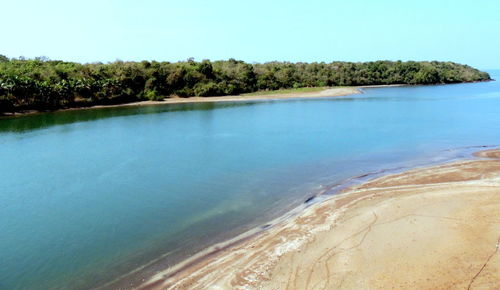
139,149,500,289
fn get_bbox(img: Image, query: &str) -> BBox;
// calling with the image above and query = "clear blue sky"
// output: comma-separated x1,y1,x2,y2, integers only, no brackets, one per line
2,0,499,68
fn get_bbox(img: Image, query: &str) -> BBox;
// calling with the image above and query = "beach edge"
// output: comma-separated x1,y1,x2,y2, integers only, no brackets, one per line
135,147,500,289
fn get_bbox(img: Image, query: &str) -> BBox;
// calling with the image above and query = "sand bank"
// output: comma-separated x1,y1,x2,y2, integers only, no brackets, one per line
91,87,360,109
2,87,360,117
140,149,500,289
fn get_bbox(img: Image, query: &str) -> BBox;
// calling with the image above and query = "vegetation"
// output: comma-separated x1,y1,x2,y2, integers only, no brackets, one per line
0,55,491,114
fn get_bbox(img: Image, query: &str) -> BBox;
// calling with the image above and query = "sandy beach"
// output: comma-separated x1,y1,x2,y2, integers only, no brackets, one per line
139,148,500,289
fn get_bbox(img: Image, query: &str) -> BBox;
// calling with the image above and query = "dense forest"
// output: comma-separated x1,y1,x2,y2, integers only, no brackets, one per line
0,55,491,114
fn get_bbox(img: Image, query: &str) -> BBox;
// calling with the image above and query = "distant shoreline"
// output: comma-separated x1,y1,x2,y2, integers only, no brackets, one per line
1,87,361,117
3,79,494,118
133,147,500,289
90,87,361,108
1,59,491,116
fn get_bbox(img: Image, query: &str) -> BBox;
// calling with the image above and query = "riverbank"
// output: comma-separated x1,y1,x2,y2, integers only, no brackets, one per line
140,148,500,289
0,87,360,117
3,80,493,118
2,59,490,117
88,87,361,108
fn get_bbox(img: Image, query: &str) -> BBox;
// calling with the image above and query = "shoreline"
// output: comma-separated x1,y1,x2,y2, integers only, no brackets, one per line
135,147,500,289
0,87,360,118
2,78,494,118
91,87,360,108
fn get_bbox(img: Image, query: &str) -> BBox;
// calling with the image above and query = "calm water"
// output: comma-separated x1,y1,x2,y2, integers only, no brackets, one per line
1,71,499,289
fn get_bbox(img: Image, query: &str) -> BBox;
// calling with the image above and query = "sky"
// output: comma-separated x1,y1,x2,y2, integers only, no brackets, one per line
1,0,499,68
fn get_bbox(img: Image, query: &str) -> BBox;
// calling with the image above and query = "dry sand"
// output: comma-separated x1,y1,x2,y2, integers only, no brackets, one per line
139,149,500,289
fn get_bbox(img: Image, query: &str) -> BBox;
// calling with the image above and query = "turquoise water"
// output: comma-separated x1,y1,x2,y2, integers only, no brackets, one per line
1,71,499,289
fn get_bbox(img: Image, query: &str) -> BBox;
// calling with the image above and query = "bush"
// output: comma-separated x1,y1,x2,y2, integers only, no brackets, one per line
144,90,162,101
193,82,220,97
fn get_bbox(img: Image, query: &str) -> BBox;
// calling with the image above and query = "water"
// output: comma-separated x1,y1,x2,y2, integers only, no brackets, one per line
1,71,499,289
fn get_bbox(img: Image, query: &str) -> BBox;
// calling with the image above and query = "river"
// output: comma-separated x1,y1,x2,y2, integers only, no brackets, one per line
0,71,498,289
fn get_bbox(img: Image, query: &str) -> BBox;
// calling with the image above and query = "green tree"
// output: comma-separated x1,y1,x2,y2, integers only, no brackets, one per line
0,57,491,114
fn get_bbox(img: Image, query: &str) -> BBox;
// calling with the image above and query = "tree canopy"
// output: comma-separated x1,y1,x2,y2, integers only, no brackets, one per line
0,57,491,113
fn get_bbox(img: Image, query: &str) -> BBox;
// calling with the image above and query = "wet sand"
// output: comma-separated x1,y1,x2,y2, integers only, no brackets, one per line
140,149,500,289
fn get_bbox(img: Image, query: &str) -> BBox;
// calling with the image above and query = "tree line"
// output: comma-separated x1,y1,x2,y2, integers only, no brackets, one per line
0,56,491,113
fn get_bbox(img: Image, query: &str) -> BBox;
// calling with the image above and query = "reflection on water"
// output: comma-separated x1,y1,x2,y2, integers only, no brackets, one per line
0,71,499,289
0,101,260,133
